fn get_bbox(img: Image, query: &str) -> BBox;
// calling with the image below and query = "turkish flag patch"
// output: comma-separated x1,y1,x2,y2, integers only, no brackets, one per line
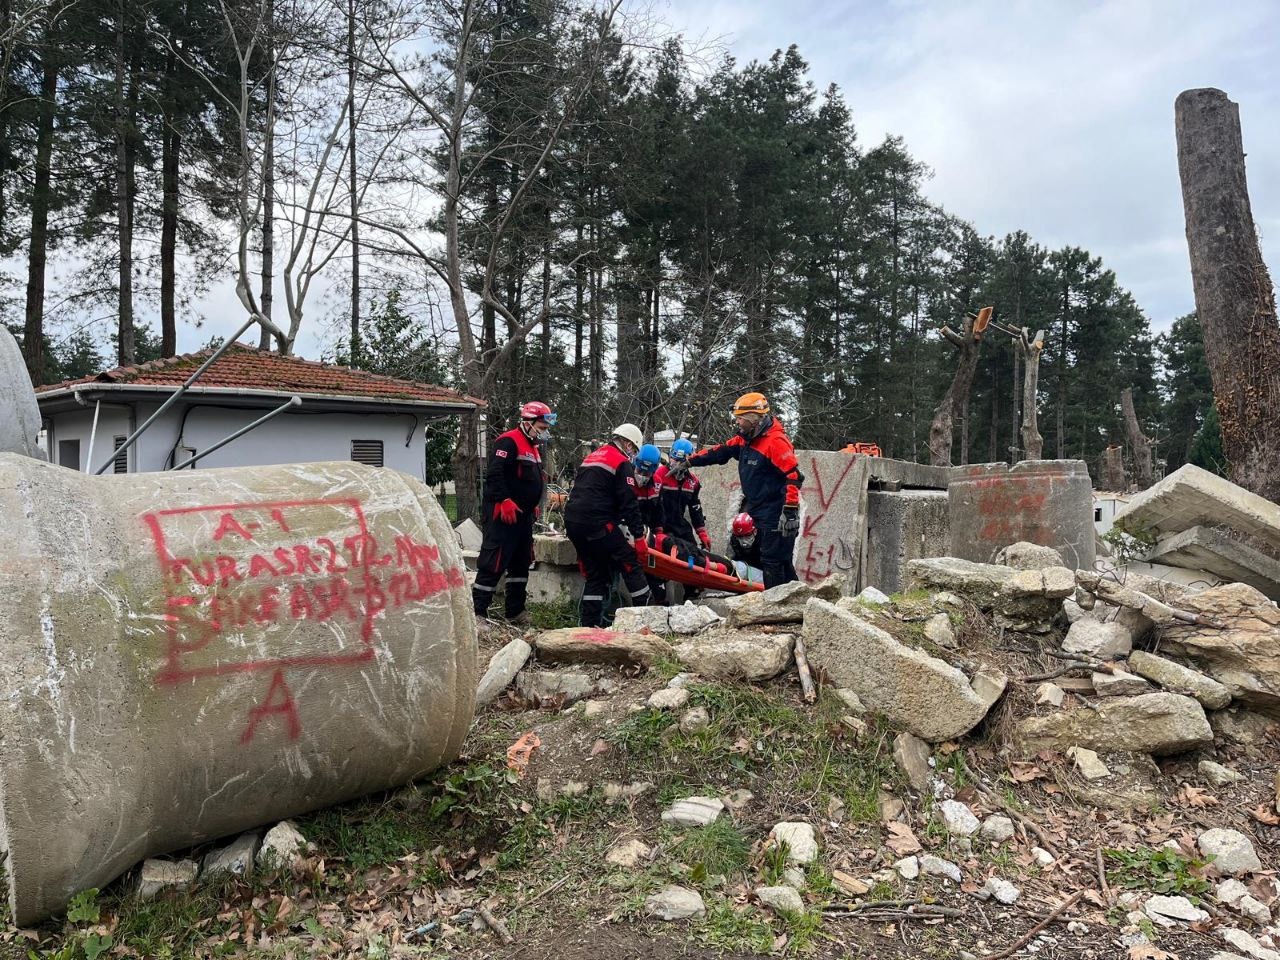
495,449,509,458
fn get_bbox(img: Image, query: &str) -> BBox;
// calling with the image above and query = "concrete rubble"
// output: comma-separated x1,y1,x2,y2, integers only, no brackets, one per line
612,603,721,635
476,638,533,706
535,626,673,666
1016,692,1214,756
672,629,795,681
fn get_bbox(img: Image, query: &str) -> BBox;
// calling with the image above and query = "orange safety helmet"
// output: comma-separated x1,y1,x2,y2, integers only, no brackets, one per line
731,392,770,417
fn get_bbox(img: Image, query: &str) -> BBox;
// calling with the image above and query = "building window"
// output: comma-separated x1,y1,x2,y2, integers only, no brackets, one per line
351,439,384,467
58,439,81,470
112,436,128,474
1094,507,1103,523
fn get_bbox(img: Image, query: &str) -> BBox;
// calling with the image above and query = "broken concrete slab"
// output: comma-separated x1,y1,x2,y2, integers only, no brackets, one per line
1015,692,1213,757
515,669,596,705
1114,463,1280,554
905,557,1074,624
1063,619,1133,659
803,598,1006,742
137,858,199,899
865,489,950,594
723,579,838,627
1092,669,1151,697
201,832,260,879
1145,526,1280,600
1157,582,1280,712
611,603,721,635
454,518,483,552
476,638,533,706
1127,651,1232,710
534,627,673,666
533,535,578,566
996,541,1066,570
0,328,45,460
672,629,794,681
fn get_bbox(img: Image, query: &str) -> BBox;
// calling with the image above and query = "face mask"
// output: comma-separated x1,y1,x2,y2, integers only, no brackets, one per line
736,533,756,549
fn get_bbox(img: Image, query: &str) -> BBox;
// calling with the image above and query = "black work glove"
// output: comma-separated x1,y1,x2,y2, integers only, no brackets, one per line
777,504,800,538
667,460,691,481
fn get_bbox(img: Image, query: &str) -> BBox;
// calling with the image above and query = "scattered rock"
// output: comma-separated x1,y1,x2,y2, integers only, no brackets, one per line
905,557,1073,623
476,638,534,705
536,627,673,666
137,859,198,899
515,669,596,706
755,885,805,914
1238,895,1271,924
1035,682,1066,707
612,603,722,635
804,599,1007,742
879,793,906,823
679,706,710,733
856,586,891,606
1217,878,1251,905
893,732,933,791
894,856,919,880
1200,760,1247,787
935,591,963,606
1067,746,1111,781
605,838,651,869
647,688,691,710
725,580,823,626
455,518,483,551
1067,751,1162,810
1062,619,1132,659
1031,847,1054,867
782,867,807,890
602,781,654,803
996,541,1065,570
672,629,795,681
722,788,754,811
1144,894,1209,924
582,700,609,719
923,613,957,648
770,822,818,865
918,854,961,883
661,796,724,828
1014,692,1213,756
831,688,866,713
201,832,260,879
1198,828,1262,876
841,715,867,738
932,799,980,836
1066,920,1088,934
980,815,1015,843
559,781,588,797
646,885,705,920
978,876,1021,905
1128,650,1232,710
257,821,306,869
831,871,870,896
667,672,694,689
1092,669,1151,697
1221,927,1280,960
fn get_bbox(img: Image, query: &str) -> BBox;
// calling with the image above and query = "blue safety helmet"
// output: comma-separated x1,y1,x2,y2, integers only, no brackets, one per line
633,443,662,472
670,438,695,461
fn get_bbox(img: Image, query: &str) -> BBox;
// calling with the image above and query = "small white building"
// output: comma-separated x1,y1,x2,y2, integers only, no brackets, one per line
1092,492,1131,537
35,344,479,480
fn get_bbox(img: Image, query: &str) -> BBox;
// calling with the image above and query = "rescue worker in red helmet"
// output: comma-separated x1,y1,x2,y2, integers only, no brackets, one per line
729,512,762,569
671,392,803,588
563,423,654,627
472,401,553,624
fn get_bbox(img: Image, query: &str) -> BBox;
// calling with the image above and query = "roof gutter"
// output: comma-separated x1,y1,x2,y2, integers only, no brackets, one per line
45,383,481,412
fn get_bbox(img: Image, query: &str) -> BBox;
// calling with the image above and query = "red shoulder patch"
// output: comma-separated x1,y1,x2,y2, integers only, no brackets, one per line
495,449,509,458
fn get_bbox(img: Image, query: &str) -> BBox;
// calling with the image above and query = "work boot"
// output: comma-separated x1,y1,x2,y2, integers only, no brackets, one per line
507,610,533,627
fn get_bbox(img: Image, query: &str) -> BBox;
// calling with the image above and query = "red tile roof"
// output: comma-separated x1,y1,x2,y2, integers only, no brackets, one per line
37,343,482,409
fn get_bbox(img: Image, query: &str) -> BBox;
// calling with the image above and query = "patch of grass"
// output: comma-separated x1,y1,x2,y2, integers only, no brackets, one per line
527,599,578,630
695,899,775,954
607,708,676,760
671,820,753,882
1105,847,1211,900
760,842,791,886
867,879,896,901
782,908,826,954
651,655,685,682
102,888,230,959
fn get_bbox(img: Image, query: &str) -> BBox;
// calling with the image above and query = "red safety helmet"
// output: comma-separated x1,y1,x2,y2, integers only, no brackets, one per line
519,401,556,426
731,512,756,537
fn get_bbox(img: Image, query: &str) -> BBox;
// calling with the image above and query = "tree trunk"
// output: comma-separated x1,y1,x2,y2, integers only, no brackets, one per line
114,0,135,365
1121,387,1154,489
22,52,56,385
1057,281,1067,458
1101,444,1125,491
347,0,360,363
1020,332,1043,460
1009,344,1021,462
258,0,275,350
1175,87,1280,501
928,308,989,466
160,51,180,357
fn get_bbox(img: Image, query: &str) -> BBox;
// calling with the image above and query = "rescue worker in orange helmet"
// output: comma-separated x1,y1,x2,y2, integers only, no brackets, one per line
670,393,803,588
472,401,554,624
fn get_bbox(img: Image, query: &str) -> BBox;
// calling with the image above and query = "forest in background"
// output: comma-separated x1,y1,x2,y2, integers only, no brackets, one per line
0,0,1224,510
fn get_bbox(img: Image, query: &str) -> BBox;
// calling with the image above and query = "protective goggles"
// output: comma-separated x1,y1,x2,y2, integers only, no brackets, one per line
530,412,557,426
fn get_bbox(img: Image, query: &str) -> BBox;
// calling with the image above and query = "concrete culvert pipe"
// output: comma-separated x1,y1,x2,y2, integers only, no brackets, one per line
0,455,477,924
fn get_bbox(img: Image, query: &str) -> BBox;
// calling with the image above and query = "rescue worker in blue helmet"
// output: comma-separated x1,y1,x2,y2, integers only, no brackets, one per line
670,392,803,588
630,443,669,605
660,438,712,553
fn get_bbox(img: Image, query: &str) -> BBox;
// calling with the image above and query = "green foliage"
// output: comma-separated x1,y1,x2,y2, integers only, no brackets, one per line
527,600,579,630
695,899,775,954
1104,847,1211,899
65,889,100,924
670,819,753,882
1103,521,1158,564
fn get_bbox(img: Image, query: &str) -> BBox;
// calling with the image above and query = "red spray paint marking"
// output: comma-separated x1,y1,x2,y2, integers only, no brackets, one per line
143,496,465,742
580,628,615,645
800,455,857,538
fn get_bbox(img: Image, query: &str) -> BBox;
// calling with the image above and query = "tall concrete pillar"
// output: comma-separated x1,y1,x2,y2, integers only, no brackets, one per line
0,455,476,923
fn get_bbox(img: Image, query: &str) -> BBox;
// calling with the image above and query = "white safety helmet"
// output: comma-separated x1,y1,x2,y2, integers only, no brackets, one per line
611,423,643,450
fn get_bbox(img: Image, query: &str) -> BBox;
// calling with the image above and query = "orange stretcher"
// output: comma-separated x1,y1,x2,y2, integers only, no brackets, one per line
635,537,764,594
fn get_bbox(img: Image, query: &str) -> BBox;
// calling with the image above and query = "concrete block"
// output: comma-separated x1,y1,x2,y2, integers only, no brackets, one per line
533,535,578,566
0,454,477,924
865,490,949,594
1144,526,1280,600
1114,463,1280,553
527,563,583,604
0,328,44,460
948,460,1094,570
454,518,483,552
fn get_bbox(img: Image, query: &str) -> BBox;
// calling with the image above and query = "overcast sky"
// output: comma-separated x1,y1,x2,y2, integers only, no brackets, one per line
152,0,1280,358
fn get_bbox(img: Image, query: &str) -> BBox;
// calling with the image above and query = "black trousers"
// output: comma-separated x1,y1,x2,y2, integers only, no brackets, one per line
756,517,798,589
566,521,652,627
472,514,534,617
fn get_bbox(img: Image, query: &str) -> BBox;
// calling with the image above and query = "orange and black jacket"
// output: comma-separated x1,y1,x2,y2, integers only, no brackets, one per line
481,427,545,519
688,416,803,523
563,441,646,538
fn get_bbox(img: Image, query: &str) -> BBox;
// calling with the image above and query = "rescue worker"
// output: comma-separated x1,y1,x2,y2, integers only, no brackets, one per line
659,438,712,553
729,512,762,569
563,423,653,626
631,443,668,606
671,392,803,588
472,401,553,624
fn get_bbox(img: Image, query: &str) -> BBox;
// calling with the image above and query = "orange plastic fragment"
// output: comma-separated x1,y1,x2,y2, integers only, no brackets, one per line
506,731,542,778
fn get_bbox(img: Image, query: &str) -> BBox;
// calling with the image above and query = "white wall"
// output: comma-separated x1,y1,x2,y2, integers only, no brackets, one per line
49,402,432,479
